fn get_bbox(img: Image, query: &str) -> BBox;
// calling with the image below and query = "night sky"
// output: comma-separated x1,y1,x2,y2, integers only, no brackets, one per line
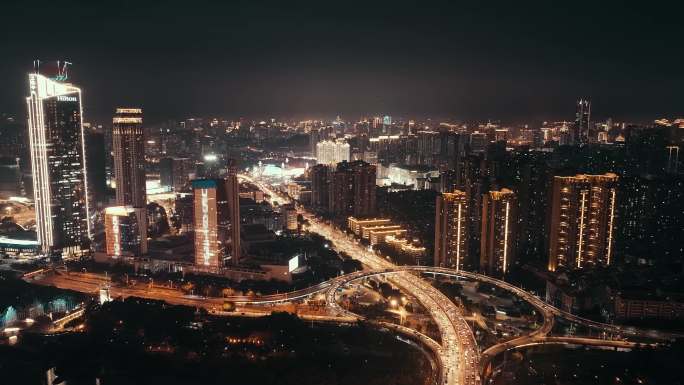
1,0,682,124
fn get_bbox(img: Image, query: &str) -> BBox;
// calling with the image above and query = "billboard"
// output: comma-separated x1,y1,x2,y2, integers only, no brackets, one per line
288,255,299,272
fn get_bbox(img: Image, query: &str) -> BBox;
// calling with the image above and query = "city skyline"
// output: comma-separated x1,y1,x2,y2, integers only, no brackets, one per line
1,1,683,123
1,3,683,385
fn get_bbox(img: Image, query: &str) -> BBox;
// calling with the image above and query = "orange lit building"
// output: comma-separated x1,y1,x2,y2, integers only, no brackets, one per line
113,108,146,208
347,217,391,236
434,189,468,270
104,206,147,258
192,175,240,269
548,173,618,271
480,189,517,276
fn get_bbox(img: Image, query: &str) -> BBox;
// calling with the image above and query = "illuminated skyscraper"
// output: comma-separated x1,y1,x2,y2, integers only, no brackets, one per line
192,173,240,269
548,173,618,271
480,189,517,276
113,108,146,207
104,206,147,258
26,72,91,258
434,190,468,270
574,99,591,144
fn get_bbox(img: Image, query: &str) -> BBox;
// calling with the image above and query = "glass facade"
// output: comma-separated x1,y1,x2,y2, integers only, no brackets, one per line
26,74,91,258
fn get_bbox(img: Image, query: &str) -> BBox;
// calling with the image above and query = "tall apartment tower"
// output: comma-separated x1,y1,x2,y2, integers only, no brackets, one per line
316,139,351,165
310,164,331,212
26,72,91,258
548,173,618,271
666,145,680,174
574,99,591,145
328,160,376,218
113,108,146,207
434,190,468,270
192,175,240,269
480,188,517,276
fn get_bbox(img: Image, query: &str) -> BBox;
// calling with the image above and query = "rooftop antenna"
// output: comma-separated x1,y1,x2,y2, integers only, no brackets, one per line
56,61,72,81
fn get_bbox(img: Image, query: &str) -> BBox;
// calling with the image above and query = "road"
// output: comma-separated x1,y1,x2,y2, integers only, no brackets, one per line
241,176,678,380
27,175,676,385
244,175,480,385
34,272,346,321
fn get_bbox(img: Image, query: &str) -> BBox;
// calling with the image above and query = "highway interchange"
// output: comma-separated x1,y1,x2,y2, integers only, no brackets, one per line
26,175,676,385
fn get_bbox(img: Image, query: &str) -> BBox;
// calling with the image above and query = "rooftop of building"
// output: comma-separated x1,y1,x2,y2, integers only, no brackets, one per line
390,164,437,172
335,160,374,172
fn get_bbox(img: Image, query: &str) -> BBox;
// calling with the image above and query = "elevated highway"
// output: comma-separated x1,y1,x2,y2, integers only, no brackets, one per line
26,175,677,385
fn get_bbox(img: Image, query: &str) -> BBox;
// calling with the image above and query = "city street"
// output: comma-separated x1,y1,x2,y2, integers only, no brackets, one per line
245,175,481,385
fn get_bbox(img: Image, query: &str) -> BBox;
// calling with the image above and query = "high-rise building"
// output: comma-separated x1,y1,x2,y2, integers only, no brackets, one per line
510,150,551,265
310,128,321,157
225,162,241,264
0,114,27,163
0,157,23,197
469,132,488,153
574,99,591,144
282,204,298,231
160,157,193,191
434,190,468,270
316,139,350,165
328,160,376,217
310,164,331,212
548,173,618,271
113,108,146,208
463,153,487,267
480,189,517,276
85,129,107,207
416,131,440,166
104,206,147,258
666,145,680,174
26,72,91,258
174,192,195,233
192,174,240,269
617,174,683,267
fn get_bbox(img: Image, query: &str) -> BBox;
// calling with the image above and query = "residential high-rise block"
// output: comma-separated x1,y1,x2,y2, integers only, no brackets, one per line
480,188,517,276
310,164,331,212
104,206,147,258
316,139,350,165
113,108,146,207
434,189,468,270
548,173,618,271
617,174,683,267
328,160,376,218
510,150,551,265
26,72,91,258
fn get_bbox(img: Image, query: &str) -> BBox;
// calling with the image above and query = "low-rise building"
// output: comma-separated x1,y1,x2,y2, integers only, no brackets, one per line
615,290,684,320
